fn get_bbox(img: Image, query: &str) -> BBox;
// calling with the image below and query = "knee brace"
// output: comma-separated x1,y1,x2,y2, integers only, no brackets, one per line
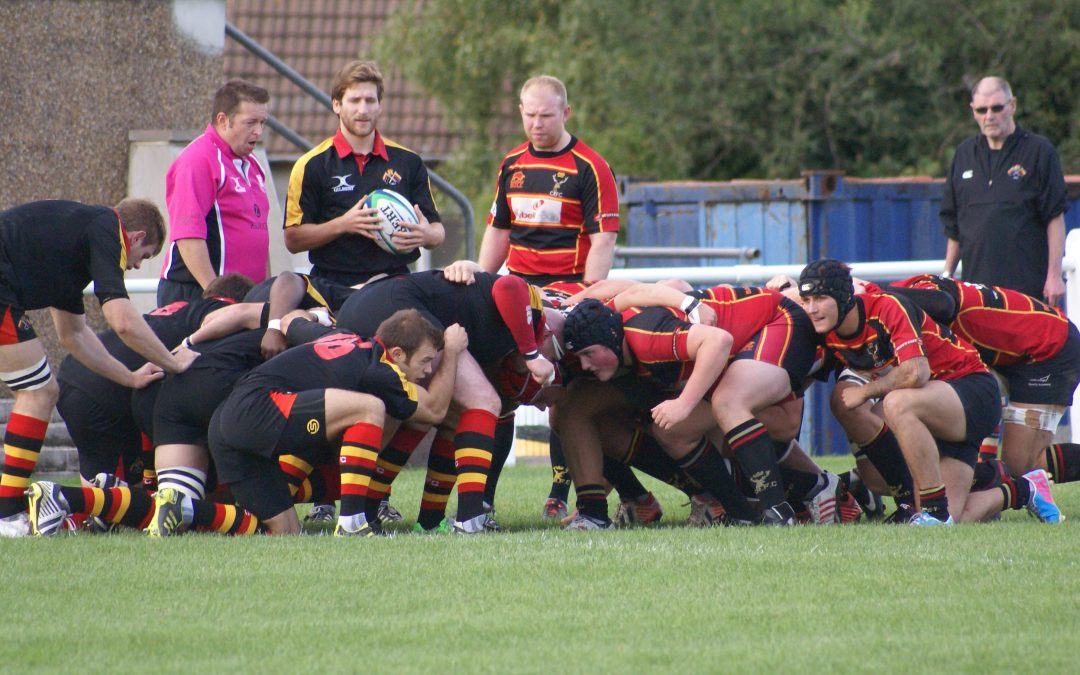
1001,405,1062,433
1,356,52,391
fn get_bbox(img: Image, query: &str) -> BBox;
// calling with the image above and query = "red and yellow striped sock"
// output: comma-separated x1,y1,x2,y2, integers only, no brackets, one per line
0,412,49,517
454,409,497,521
366,426,427,521
338,422,383,518
60,485,155,529
279,454,314,503
417,432,457,529
191,500,261,535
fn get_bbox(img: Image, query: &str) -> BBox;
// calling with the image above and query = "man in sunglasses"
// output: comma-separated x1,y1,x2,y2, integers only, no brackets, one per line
940,76,1068,305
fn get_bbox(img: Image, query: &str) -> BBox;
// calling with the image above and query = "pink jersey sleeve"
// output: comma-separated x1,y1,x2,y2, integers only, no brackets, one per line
165,144,219,240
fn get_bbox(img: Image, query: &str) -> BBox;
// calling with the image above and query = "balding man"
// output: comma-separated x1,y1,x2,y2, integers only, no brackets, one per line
941,76,1069,305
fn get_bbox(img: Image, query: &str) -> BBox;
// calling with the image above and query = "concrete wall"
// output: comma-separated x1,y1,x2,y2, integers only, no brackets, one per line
0,0,225,364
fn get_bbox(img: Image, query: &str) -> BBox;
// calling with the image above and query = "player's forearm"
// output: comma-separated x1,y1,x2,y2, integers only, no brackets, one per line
59,323,140,388
583,232,617,282
477,226,510,274
414,352,460,423
175,238,218,288
188,302,265,344
421,221,445,249
677,329,732,406
862,358,929,398
102,299,185,373
944,239,960,276
1046,214,1065,277
612,283,686,313
283,220,343,253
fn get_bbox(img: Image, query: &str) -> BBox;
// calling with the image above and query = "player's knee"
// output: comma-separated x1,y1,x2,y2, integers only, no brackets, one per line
15,375,58,411
881,390,916,422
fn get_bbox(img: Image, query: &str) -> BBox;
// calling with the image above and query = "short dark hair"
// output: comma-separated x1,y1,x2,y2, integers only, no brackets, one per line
203,273,255,302
331,60,384,102
375,309,443,356
114,198,166,254
212,80,270,122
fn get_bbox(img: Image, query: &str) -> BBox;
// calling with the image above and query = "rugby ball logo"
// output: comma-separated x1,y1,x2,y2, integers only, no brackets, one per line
366,189,419,255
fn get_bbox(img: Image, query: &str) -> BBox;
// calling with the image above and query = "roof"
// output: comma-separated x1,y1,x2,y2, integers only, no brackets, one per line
224,0,464,161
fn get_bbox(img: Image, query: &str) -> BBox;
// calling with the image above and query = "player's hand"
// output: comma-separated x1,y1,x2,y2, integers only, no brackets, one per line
129,362,165,389
840,385,871,410
260,327,287,360
650,397,695,430
443,323,468,355
337,199,383,240
443,260,482,285
388,204,431,252
525,354,555,386
692,302,717,326
168,344,199,374
766,274,797,291
1044,274,1065,307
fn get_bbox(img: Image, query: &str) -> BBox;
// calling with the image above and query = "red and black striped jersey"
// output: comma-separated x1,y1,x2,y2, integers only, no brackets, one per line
823,293,987,381
894,274,1068,367
541,280,591,309
690,285,785,353
487,137,619,279
621,306,695,393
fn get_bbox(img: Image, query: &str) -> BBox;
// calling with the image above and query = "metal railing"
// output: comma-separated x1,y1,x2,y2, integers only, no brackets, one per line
614,246,760,263
224,22,476,259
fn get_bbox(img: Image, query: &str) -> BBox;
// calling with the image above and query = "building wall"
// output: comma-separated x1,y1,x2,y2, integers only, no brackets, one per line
0,0,225,367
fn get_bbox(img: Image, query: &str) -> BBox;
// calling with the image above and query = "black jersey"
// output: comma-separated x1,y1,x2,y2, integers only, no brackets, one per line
337,270,544,368
238,330,419,421
57,297,231,405
0,200,132,312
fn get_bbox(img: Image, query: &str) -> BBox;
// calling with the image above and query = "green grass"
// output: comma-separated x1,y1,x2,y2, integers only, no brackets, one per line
3,459,1079,673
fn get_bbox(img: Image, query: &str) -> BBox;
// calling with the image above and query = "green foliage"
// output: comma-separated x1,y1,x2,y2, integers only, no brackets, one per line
376,0,1080,215
5,462,1080,671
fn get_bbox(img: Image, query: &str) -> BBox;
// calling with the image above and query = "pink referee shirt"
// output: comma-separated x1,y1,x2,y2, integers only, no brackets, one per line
161,124,270,284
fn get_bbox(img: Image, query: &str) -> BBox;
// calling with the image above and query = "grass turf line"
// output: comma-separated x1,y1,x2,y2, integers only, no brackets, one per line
2,460,1078,672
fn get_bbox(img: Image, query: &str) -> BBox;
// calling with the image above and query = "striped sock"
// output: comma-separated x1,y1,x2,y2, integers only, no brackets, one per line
454,409,497,521
725,419,786,509
140,433,157,491
156,467,207,501
338,422,383,519
278,454,314,503
858,423,916,507
0,412,49,517
575,483,609,522
484,414,516,507
998,472,1032,511
1046,443,1080,484
547,432,572,502
919,485,950,520
60,485,155,529
418,432,456,529
366,426,427,521
190,500,261,535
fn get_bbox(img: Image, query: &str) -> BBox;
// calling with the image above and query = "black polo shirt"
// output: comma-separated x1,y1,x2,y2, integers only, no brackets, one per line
940,126,1068,298
284,129,440,286
0,200,130,313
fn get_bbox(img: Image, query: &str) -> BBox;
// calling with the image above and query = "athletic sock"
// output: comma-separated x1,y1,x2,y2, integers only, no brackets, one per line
998,472,1033,510
366,426,427,522
575,483,609,522
156,467,208,501
677,440,757,521
918,485,950,520
547,432,572,502
0,412,49,517
971,459,1001,492
725,419,786,509
484,413,516,507
190,500,261,535
140,433,157,491
1045,443,1080,484
418,432,456,529
338,422,383,520
60,485,155,529
603,454,648,502
278,455,314,503
780,465,824,503
453,409,497,521
623,431,696,497
858,423,915,507
978,423,1001,463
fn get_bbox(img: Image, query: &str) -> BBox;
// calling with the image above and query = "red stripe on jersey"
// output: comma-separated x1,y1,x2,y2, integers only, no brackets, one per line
622,307,695,392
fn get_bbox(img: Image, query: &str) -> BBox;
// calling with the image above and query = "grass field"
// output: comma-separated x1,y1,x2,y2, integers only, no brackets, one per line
3,458,1078,673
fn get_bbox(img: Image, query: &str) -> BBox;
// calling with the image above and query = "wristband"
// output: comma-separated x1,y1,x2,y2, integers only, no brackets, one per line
181,336,193,348
523,349,541,361
679,295,702,324
267,319,282,332
940,270,952,279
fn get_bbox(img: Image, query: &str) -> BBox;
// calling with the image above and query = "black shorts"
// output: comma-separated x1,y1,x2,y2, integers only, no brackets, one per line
130,380,163,443
208,384,329,484
156,278,202,308
225,459,297,521
338,280,443,336
152,367,245,447
285,319,340,347
0,301,37,345
938,372,1002,467
245,275,357,314
996,321,1080,406
57,385,141,481
730,297,818,393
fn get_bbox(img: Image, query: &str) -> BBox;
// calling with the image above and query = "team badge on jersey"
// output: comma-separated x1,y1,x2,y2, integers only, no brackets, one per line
509,171,525,189
382,168,402,186
550,172,569,197
1007,164,1027,180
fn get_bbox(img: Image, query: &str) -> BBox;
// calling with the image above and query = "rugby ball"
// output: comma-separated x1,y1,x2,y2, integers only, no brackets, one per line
367,189,419,255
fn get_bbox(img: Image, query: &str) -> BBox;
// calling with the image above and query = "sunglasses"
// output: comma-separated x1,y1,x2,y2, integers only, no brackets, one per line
972,101,1010,114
